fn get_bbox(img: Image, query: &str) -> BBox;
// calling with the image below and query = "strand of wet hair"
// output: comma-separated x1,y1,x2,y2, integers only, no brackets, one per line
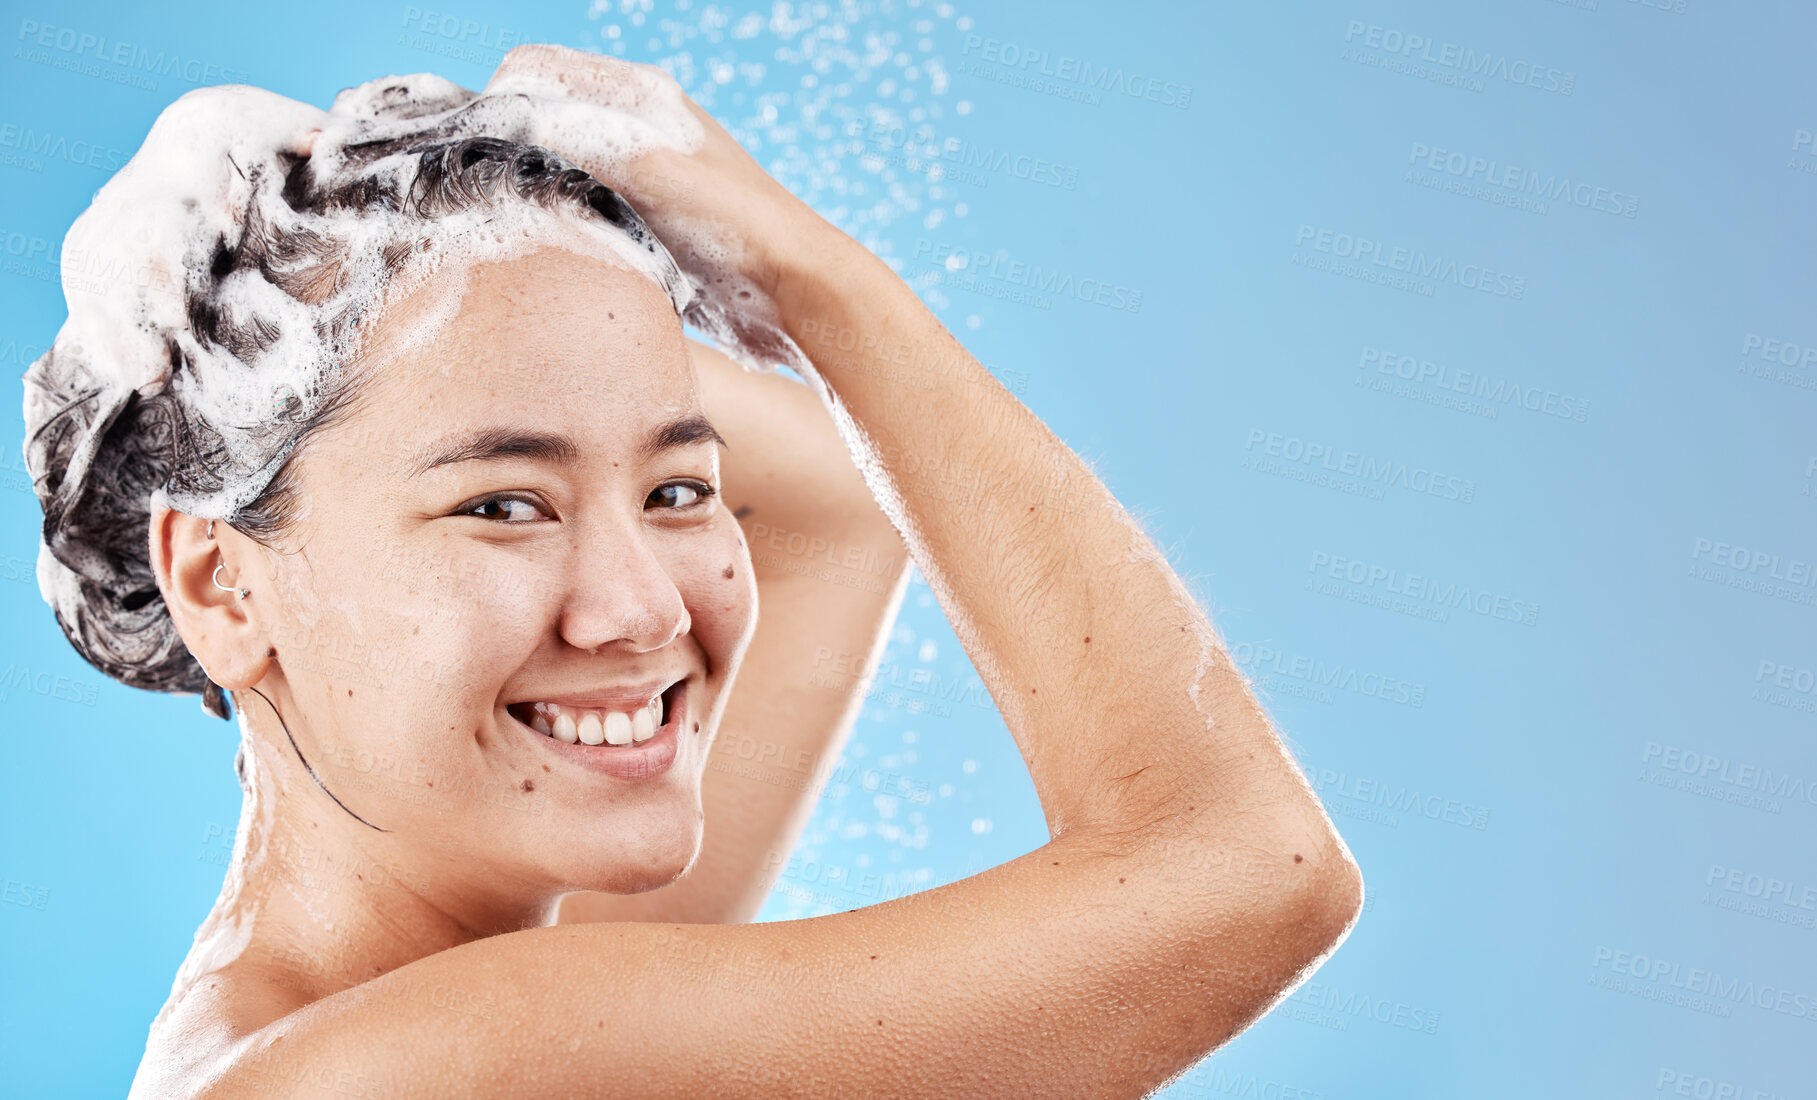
243,683,389,832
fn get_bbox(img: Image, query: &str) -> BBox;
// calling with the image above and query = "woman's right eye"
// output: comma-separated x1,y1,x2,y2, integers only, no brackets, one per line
461,495,550,523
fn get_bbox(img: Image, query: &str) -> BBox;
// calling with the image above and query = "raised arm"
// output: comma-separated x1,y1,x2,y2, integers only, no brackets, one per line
206,48,1361,1100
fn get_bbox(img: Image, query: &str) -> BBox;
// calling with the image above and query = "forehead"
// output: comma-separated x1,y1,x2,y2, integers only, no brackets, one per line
345,243,697,463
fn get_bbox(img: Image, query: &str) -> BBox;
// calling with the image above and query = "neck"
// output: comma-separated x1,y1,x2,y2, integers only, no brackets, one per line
173,698,561,1013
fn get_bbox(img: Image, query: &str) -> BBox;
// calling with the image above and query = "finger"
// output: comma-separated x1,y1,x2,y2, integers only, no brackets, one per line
489,43,681,109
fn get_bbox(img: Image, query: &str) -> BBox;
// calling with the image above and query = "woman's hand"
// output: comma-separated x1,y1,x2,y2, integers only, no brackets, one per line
192,45,1359,1100
483,44,843,305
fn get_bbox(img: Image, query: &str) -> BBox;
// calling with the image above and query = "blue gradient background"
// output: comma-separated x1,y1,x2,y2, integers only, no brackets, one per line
3,1,1813,1096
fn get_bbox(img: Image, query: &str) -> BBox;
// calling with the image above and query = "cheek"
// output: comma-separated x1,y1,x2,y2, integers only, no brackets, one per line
272,537,533,731
375,556,545,704
670,517,758,663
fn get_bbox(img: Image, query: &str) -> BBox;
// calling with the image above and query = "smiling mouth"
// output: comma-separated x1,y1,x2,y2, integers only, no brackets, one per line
506,680,687,747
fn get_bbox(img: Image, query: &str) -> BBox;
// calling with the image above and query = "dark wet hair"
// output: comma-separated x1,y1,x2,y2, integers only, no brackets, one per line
24,99,687,720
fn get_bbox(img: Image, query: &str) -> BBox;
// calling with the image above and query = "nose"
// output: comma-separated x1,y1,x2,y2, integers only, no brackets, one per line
557,516,691,655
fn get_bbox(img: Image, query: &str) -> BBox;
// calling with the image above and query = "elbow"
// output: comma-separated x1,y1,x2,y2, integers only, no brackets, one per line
1261,801,1367,962
1167,843,1364,1065
1314,851,1366,949
1286,845,1365,966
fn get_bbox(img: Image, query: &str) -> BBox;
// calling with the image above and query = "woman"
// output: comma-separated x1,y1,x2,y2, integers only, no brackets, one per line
27,45,1362,1099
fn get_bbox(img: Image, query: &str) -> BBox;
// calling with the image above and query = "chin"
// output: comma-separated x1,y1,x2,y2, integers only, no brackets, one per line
567,808,704,895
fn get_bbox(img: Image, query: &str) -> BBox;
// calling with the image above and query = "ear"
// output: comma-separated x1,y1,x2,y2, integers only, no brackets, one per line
148,503,273,692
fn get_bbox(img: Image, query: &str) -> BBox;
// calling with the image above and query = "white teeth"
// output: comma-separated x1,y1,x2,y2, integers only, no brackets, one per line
521,688,677,748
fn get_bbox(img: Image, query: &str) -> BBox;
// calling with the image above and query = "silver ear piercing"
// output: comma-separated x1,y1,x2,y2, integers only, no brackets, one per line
206,518,248,598
213,561,249,600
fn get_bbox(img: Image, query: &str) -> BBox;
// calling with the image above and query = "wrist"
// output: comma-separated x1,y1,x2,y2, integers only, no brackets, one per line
764,213,894,332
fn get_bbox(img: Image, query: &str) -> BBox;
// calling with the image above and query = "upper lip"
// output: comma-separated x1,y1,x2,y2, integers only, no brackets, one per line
510,674,687,712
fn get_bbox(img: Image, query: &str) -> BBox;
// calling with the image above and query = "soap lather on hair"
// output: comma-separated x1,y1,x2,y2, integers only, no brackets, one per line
19,72,758,720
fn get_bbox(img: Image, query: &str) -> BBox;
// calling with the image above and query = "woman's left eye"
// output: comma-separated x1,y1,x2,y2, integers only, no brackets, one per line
648,481,717,511
463,496,550,523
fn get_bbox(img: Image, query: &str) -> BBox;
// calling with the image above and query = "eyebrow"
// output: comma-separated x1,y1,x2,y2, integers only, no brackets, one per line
408,414,727,477
636,413,729,462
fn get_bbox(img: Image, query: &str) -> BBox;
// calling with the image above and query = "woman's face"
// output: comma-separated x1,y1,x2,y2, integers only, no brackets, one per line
248,240,757,902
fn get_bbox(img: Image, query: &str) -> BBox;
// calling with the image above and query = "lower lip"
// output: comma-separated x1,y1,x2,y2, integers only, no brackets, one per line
509,682,687,781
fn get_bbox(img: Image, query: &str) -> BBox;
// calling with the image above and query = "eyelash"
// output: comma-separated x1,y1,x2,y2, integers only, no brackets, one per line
460,481,718,523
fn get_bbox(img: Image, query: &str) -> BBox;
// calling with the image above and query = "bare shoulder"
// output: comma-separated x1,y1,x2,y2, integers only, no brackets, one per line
180,915,915,1100
130,965,315,1100
162,831,1351,1100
